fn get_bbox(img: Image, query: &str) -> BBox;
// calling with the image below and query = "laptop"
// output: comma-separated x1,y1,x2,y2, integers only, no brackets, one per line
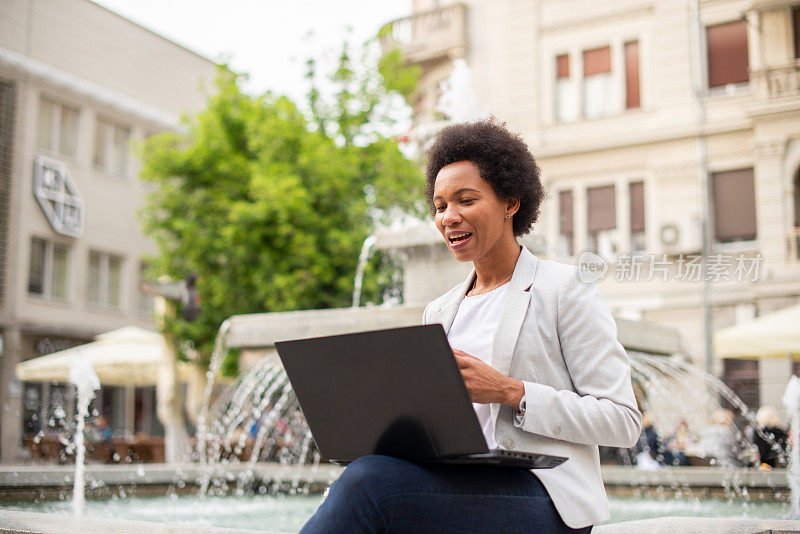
274,324,567,470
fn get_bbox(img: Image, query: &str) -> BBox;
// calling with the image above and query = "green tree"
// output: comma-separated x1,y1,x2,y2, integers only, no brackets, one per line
139,42,423,373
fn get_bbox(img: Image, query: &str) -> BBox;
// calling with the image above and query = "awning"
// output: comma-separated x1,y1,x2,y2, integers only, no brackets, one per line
713,303,800,359
15,325,194,387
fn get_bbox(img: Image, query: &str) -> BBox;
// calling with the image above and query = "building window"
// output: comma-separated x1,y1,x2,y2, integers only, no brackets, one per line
793,7,800,59
722,358,759,411
624,41,640,109
555,54,577,122
583,46,614,119
706,21,749,89
87,251,123,308
587,185,617,256
27,237,70,299
94,118,130,175
37,97,78,158
629,181,645,252
138,261,155,316
558,190,574,256
711,168,757,243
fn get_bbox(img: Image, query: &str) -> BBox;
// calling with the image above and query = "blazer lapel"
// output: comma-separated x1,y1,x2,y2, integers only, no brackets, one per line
490,245,538,426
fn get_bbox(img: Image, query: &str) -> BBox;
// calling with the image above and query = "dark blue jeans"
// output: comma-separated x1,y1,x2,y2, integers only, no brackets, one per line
300,455,593,534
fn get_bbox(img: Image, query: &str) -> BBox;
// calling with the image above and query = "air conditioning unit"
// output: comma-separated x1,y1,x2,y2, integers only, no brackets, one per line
659,217,701,255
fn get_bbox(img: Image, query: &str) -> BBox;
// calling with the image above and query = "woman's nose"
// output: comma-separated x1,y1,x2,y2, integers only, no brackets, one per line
441,205,462,225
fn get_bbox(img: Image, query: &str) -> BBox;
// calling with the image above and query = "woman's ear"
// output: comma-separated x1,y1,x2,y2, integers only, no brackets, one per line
507,197,521,216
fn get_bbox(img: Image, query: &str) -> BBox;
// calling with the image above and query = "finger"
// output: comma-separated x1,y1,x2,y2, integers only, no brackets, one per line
453,349,479,360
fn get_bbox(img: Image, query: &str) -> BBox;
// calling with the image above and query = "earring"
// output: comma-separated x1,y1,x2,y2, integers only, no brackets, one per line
505,213,510,219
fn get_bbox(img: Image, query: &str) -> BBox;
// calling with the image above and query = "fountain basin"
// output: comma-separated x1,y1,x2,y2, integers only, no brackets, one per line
0,463,341,502
601,465,789,501
0,463,790,502
1,496,796,533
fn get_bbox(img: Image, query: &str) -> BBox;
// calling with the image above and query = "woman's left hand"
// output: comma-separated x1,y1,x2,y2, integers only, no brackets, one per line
453,349,524,409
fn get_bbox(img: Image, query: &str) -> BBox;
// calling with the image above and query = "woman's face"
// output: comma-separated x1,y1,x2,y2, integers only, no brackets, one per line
432,160,516,262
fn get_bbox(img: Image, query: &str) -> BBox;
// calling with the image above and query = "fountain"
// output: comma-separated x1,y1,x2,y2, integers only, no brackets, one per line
194,317,791,496
67,349,100,516
782,374,800,515
403,56,486,156
436,57,485,124
351,235,377,308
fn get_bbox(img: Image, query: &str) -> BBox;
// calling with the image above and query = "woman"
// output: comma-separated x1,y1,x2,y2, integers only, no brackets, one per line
300,119,642,533
754,405,788,468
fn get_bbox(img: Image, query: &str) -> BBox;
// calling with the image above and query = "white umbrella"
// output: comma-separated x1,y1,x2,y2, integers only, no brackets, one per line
15,325,194,386
713,303,800,359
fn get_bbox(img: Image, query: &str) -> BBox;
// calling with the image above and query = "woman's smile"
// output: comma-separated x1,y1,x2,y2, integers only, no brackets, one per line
447,231,474,249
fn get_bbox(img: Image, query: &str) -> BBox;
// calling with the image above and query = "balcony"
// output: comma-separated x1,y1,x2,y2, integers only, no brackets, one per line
752,59,800,100
379,3,467,65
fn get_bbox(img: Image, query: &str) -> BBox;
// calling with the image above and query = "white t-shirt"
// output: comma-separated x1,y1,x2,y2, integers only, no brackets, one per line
446,281,511,449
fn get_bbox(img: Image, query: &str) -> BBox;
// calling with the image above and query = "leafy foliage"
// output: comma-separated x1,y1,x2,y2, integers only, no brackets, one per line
138,44,423,372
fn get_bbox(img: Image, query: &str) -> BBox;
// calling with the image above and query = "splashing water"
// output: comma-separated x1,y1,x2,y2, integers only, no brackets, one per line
782,375,800,515
631,353,787,466
194,318,793,510
196,319,231,495
436,58,484,123
628,351,792,508
352,235,377,308
68,349,100,516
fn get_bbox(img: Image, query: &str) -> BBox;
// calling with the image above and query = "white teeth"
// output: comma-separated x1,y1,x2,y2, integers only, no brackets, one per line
449,232,472,241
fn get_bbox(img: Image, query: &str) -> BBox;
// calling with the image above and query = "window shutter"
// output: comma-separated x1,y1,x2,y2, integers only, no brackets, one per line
587,185,616,232
793,8,800,59
559,190,573,234
629,181,645,232
707,21,749,88
583,47,611,76
712,168,757,242
556,54,570,79
625,41,640,109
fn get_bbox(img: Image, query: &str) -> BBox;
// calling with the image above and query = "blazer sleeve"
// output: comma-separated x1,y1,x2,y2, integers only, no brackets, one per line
513,274,642,448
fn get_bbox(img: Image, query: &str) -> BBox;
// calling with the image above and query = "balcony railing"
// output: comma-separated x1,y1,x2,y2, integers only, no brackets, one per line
752,59,800,100
380,3,467,64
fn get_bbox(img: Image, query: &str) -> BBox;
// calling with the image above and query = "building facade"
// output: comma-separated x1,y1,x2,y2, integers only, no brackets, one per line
0,0,217,462
382,0,800,411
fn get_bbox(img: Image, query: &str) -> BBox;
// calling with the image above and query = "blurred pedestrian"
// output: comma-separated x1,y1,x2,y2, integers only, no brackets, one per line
662,419,691,466
754,405,788,469
635,414,660,458
697,409,742,467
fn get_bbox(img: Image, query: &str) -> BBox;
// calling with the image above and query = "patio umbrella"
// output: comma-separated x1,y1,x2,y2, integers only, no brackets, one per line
713,303,800,358
15,325,194,386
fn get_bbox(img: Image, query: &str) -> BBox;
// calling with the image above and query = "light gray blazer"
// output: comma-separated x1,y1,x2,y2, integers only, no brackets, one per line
422,244,642,529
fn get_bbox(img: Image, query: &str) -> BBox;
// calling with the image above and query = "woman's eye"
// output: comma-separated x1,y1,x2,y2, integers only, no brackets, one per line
435,205,445,212
461,199,475,205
